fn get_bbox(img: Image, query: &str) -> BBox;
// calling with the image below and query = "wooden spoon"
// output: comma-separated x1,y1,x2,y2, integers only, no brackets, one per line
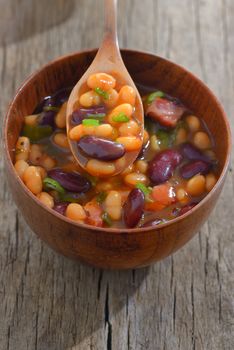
66,0,144,177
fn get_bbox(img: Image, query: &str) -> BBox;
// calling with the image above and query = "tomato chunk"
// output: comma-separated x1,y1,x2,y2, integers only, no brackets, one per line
145,201,165,211
152,183,176,204
146,97,185,127
145,183,176,211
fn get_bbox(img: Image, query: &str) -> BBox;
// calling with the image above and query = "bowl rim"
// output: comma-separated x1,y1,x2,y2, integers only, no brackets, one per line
3,48,232,234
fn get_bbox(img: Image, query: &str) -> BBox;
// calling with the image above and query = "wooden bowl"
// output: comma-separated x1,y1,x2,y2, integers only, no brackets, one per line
3,49,231,269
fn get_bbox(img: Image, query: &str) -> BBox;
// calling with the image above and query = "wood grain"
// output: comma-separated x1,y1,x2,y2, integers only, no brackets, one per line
0,0,233,349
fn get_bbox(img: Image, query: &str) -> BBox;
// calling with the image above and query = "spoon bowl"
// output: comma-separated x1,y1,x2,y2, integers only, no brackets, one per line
66,0,144,176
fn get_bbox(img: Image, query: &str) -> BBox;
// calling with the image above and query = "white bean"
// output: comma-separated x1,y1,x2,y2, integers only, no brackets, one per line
15,137,30,161
104,191,122,220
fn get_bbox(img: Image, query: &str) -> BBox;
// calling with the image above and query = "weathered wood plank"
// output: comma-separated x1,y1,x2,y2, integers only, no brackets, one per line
0,0,233,349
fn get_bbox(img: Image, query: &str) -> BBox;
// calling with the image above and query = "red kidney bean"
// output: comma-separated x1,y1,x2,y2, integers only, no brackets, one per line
48,169,91,193
39,110,56,128
180,143,211,163
142,218,163,227
71,105,106,125
172,207,180,216
33,96,52,114
70,111,85,125
53,87,72,106
123,189,145,228
180,160,211,179
34,88,72,114
148,149,182,185
179,203,197,216
77,136,125,161
53,202,68,216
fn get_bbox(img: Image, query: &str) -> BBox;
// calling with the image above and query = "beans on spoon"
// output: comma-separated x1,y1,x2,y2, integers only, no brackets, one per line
67,72,143,177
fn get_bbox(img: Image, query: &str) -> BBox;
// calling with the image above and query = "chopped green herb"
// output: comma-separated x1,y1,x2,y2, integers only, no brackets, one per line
82,119,100,126
102,212,113,227
146,91,164,104
43,106,59,112
112,112,130,123
59,192,85,203
85,174,98,186
43,177,65,194
96,191,107,204
170,120,188,145
136,183,152,196
156,130,170,149
86,113,106,120
21,124,53,142
94,87,109,100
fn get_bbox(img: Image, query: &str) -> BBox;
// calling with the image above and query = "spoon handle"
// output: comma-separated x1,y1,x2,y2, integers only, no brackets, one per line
104,0,118,42
96,0,122,62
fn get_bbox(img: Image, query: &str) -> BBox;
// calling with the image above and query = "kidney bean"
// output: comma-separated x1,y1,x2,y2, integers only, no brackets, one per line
44,88,72,108
148,149,182,185
178,203,197,216
77,136,125,161
33,88,72,114
33,96,51,114
35,95,57,114
39,110,57,128
71,105,106,125
70,111,85,125
142,218,163,227
123,188,145,228
53,87,72,106
53,202,69,216
48,169,91,193
180,143,211,163
180,160,211,179
60,192,87,204
172,207,180,216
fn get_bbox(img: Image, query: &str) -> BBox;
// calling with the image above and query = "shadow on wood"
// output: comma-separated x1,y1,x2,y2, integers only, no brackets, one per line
0,0,74,46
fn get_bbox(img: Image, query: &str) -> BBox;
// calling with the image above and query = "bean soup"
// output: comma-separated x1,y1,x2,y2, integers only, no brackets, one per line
13,75,218,229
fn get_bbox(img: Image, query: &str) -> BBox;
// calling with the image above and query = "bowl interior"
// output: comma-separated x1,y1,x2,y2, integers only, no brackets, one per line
5,49,230,198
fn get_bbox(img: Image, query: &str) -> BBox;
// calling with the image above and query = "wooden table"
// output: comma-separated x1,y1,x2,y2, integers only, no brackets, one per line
0,1,233,349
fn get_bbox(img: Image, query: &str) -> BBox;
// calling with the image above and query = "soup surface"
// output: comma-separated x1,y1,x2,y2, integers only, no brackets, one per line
13,79,218,229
